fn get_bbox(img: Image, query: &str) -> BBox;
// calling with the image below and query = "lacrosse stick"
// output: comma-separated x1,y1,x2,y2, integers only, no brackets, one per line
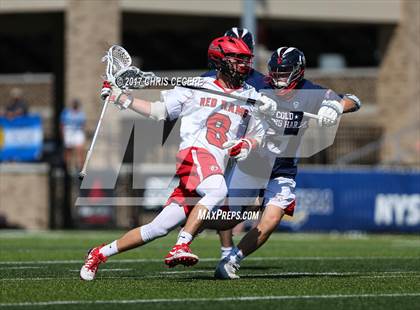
79,45,132,180
182,85,321,120
113,67,321,120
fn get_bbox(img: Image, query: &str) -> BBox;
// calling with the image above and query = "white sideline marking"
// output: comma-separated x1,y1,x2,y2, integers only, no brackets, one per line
0,275,165,281
360,275,420,279
0,256,417,265
0,266,43,270
162,270,420,276
1,277,68,281
2,271,419,282
1,293,420,307
242,271,420,277
160,270,210,274
69,269,132,272
161,270,420,278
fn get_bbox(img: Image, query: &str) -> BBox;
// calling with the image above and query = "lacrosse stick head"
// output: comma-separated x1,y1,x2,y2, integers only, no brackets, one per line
102,45,132,84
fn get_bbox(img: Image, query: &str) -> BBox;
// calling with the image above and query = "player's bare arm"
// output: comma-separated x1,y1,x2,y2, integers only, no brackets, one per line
101,82,168,121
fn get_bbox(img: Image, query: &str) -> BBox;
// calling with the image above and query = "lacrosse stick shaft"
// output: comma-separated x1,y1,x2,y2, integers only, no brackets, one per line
79,96,110,180
181,85,321,121
114,67,320,120
79,45,132,180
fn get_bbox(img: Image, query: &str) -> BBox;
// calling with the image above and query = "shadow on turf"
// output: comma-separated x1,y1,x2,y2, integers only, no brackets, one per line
198,265,275,271
176,273,355,281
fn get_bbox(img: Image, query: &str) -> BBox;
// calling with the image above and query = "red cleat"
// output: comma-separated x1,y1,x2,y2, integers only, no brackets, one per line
80,245,107,281
164,243,199,268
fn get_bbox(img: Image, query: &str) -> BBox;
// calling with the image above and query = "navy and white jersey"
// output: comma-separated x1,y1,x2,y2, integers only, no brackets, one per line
201,69,269,91
260,79,341,178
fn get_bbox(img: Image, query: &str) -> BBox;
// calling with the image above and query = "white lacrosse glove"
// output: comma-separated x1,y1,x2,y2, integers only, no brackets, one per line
317,100,343,127
258,95,277,116
223,138,254,161
100,81,133,110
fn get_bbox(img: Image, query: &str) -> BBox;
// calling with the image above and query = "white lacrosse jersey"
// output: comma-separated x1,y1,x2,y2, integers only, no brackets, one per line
160,77,265,170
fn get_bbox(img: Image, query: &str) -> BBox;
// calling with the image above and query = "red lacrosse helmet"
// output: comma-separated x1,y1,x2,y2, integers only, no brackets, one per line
208,36,254,84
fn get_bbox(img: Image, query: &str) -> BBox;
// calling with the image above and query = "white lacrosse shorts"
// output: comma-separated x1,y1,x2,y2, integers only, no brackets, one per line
227,164,296,216
63,128,85,148
262,176,296,216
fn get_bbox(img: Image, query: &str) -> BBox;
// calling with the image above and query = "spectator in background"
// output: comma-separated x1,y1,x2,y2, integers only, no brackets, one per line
5,88,28,119
60,99,86,171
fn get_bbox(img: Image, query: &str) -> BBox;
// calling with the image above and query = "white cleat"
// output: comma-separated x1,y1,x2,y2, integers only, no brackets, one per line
80,245,107,281
214,258,240,279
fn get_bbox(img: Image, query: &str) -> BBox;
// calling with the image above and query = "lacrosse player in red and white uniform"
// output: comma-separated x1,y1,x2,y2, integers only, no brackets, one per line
79,36,275,280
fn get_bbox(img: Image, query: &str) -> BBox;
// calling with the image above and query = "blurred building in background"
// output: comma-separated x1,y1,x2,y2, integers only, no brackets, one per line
0,0,418,230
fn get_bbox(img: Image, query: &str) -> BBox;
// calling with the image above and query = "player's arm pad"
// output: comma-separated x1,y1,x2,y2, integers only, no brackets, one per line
149,101,167,121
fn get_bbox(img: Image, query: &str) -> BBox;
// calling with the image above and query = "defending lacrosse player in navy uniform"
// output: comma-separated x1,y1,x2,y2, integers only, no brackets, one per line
202,29,361,260
214,47,362,279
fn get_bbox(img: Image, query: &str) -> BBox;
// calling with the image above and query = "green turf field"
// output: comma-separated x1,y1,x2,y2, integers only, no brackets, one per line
1,231,419,309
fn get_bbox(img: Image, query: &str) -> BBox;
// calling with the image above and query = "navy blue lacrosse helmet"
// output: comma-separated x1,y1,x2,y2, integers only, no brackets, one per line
268,47,306,90
225,27,255,52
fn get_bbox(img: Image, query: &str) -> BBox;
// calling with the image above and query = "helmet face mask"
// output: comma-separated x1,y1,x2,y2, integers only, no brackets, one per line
269,65,301,89
269,67,294,88
223,54,253,80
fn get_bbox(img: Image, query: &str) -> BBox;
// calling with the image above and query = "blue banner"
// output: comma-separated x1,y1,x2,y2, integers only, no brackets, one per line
281,168,420,232
0,115,43,161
